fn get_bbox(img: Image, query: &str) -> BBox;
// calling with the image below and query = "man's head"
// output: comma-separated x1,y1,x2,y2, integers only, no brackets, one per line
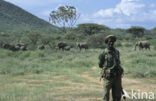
105,35,116,48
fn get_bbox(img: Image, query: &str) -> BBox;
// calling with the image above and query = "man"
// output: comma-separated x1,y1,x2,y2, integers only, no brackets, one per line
98,35,124,101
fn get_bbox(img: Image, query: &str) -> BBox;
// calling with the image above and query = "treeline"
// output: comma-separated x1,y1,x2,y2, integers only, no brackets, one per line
0,23,156,50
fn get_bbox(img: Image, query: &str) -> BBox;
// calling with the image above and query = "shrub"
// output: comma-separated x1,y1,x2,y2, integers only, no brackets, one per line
87,34,107,48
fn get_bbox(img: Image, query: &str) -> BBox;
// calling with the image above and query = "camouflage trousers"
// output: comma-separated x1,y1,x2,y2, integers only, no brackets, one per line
103,75,122,101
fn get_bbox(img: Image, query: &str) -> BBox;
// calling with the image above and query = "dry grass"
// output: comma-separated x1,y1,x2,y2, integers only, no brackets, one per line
0,72,156,101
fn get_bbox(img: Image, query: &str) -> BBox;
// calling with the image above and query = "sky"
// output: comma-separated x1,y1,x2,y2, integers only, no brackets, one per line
4,0,156,29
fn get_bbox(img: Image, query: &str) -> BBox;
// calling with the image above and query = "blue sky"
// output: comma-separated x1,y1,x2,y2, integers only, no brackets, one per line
4,0,156,29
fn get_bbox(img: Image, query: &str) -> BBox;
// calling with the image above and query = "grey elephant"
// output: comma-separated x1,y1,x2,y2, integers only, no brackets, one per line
38,45,45,50
64,46,71,51
16,43,27,51
20,45,27,51
135,41,150,50
57,42,68,50
77,43,88,51
3,43,19,51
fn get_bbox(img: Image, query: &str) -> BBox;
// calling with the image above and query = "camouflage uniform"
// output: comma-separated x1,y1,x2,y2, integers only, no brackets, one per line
99,35,123,101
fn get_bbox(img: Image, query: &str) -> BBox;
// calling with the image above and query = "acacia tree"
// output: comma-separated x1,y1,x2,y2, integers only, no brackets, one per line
77,23,110,35
127,26,145,38
49,6,80,33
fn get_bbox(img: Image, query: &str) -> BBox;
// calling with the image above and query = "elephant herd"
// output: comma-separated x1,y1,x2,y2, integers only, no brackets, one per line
0,41,89,51
0,43,27,51
0,40,151,51
57,42,88,51
57,40,151,51
56,41,151,51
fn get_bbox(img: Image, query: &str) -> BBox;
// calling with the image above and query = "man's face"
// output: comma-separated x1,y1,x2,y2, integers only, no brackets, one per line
108,39,114,48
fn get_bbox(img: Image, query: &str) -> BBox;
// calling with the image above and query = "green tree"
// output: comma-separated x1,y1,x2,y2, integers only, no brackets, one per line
76,23,109,35
49,6,80,33
151,27,156,34
127,26,145,38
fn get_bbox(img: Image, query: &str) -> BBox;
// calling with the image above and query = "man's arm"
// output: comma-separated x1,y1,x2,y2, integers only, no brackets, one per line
118,50,121,64
98,52,105,68
117,50,124,75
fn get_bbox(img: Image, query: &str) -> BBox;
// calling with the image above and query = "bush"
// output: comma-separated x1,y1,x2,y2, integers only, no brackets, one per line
87,34,107,48
27,31,41,45
64,32,77,40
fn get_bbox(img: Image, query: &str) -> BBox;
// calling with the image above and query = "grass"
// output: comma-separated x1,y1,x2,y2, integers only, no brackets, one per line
0,42,156,101
0,45,155,77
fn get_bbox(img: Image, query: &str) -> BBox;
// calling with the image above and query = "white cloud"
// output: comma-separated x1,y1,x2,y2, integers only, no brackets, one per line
114,0,145,16
149,4,156,8
83,0,156,28
94,0,145,17
93,8,114,17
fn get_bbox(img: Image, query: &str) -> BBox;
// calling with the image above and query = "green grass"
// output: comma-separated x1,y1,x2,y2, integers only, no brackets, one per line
120,47,156,77
0,44,156,77
0,43,156,101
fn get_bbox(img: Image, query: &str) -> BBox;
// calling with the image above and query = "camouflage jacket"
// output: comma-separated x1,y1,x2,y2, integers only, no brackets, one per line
98,47,121,70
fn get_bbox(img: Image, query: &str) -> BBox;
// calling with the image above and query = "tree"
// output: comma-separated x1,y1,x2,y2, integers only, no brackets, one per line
127,26,145,38
76,23,109,35
151,27,156,35
49,6,80,33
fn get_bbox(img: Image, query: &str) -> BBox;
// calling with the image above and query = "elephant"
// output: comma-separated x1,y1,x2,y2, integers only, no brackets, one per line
135,41,150,50
2,43,10,49
77,43,88,51
64,46,71,51
38,45,45,50
20,45,27,51
0,42,4,48
16,43,27,51
57,42,68,50
2,43,20,51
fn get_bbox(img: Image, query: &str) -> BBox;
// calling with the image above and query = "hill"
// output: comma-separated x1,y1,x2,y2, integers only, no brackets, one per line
0,0,55,32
